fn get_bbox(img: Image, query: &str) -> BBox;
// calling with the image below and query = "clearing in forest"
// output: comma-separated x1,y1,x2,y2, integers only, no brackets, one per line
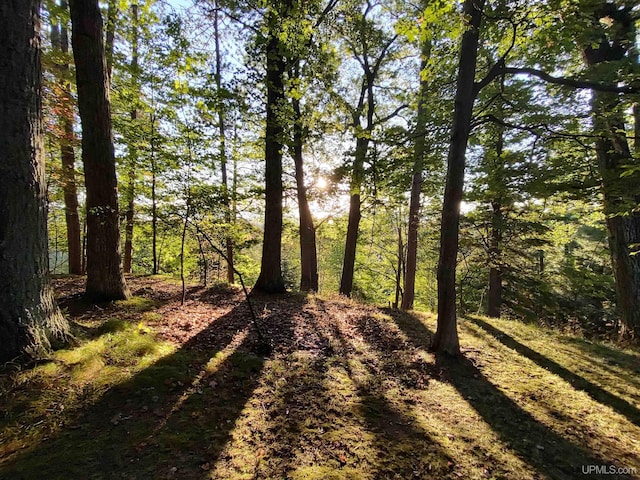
1,276,639,479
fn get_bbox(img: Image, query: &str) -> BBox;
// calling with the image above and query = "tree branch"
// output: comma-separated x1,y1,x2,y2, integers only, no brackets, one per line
475,64,639,95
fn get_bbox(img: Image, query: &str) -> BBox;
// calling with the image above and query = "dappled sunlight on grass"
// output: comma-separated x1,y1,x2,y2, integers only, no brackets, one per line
2,277,640,479
0,317,175,466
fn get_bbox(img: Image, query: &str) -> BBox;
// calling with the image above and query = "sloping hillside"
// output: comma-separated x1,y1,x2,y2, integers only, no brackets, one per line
1,276,639,479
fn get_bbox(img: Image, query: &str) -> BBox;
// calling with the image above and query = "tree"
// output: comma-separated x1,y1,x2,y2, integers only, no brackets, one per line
50,0,82,275
0,0,69,362
69,0,129,300
581,2,640,340
212,0,235,284
254,0,290,293
337,1,399,297
432,0,486,355
122,1,140,274
402,22,431,310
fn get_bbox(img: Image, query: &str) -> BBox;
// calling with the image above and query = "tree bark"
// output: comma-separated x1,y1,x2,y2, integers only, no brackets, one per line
394,222,404,309
292,82,319,292
582,2,640,341
432,0,485,355
70,0,129,301
52,0,82,275
254,15,286,293
591,89,640,340
340,135,367,296
0,0,69,362
487,114,505,318
487,200,503,318
150,112,158,274
402,37,431,311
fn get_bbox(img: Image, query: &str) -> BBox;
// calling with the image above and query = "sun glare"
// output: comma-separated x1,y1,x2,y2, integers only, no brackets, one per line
316,177,328,190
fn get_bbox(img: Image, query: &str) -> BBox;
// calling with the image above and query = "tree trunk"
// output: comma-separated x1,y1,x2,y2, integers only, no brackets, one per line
592,89,640,340
105,0,117,84
254,20,286,293
0,0,69,362
52,1,82,275
213,0,235,284
393,222,404,309
402,36,431,310
150,112,158,275
123,2,139,274
432,0,485,355
582,2,640,341
487,200,503,318
340,136,367,296
487,113,505,318
69,0,129,301
292,87,319,292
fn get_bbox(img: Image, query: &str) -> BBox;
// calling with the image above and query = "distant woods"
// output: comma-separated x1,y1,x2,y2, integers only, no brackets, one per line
1,0,639,361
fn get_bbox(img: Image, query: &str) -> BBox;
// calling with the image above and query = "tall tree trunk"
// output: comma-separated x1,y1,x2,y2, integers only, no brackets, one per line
123,2,139,274
213,0,234,284
340,135,367,296
583,2,640,341
592,90,640,340
394,222,404,309
150,112,159,275
254,12,287,293
105,0,117,84
0,0,69,362
291,74,319,292
432,0,485,355
70,0,129,301
487,116,505,318
487,200,503,318
52,0,82,275
402,37,431,310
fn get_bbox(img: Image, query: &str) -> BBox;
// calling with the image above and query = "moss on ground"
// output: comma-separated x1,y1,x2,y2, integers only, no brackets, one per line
1,277,639,479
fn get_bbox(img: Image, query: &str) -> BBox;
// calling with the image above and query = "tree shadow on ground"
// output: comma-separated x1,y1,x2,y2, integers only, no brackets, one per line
315,300,455,478
388,309,633,480
468,316,640,428
232,297,455,479
0,293,286,480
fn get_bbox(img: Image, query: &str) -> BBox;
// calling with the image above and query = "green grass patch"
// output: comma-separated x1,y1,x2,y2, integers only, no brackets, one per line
2,287,639,479
115,296,159,312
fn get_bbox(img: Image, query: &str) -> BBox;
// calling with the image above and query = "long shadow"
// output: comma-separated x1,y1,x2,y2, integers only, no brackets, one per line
318,302,455,478
0,294,287,480
390,310,633,480
557,336,640,374
468,316,640,427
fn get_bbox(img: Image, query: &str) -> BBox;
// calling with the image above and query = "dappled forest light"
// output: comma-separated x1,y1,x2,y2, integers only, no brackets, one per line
1,0,640,478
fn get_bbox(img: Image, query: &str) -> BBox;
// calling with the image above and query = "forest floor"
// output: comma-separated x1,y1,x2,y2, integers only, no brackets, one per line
1,276,640,480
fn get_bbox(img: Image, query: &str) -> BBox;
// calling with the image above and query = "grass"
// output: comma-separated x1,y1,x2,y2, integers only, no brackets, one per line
1,277,639,479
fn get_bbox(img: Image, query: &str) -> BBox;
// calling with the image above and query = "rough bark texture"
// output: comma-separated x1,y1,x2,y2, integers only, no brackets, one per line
402,38,431,311
583,2,640,341
433,0,485,355
254,13,286,294
591,89,640,340
0,0,69,362
53,1,82,275
70,0,129,301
